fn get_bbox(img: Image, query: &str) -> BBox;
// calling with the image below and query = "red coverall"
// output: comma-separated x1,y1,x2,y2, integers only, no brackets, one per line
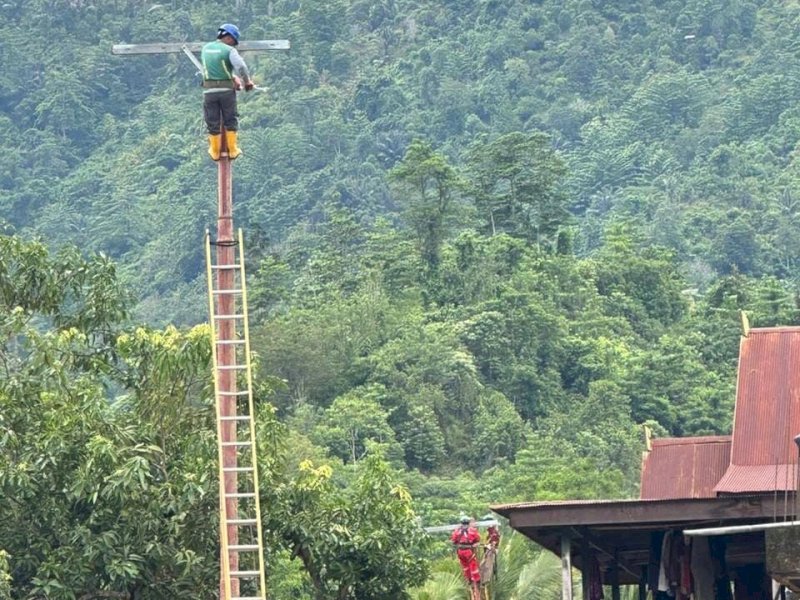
487,525,500,548
451,525,481,583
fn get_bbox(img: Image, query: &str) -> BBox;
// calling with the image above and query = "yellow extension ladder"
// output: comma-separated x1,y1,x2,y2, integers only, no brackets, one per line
204,229,266,600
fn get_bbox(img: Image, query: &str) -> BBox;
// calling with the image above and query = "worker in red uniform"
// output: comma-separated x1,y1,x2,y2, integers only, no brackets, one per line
451,515,481,600
480,518,501,584
487,522,500,549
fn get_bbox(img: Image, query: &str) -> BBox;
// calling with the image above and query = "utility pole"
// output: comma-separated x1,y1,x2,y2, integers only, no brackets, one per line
112,34,289,600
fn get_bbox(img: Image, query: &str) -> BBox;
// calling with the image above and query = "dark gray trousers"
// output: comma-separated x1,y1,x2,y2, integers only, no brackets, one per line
203,90,238,133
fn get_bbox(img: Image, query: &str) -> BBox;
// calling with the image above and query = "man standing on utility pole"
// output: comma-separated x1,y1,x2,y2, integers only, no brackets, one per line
201,23,255,161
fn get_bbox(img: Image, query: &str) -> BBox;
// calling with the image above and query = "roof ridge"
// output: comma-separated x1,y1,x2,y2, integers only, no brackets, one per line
748,326,800,333
651,436,731,446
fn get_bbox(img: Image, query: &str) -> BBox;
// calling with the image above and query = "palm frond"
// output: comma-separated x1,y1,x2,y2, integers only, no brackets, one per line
410,571,468,600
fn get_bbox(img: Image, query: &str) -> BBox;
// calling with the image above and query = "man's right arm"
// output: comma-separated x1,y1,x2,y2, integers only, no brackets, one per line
229,48,254,90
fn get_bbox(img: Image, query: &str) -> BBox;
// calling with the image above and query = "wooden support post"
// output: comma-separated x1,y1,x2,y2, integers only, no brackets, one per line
639,566,648,600
562,536,573,600
581,535,591,600
217,131,238,600
610,553,620,600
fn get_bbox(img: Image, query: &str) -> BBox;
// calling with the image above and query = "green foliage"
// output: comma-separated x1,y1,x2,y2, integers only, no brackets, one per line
9,0,800,594
0,551,10,600
472,391,528,469
312,386,404,465
0,236,430,599
409,571,464,600
260,410,429,600
0,238,218,599
390,140,463,278
466,131,569,244
509,550,565,600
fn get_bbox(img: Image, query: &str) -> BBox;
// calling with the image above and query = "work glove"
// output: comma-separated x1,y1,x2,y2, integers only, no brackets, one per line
244,81,255,92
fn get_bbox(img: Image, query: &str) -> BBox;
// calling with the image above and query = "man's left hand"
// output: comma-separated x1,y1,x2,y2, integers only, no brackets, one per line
244,81,255,92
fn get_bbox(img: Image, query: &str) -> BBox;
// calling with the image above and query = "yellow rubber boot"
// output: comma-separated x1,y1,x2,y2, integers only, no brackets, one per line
207,134,222,161
225,130,242,159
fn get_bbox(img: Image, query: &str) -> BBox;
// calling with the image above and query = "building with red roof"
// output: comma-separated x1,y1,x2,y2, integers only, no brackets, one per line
641,436,732,500
493,326,800,599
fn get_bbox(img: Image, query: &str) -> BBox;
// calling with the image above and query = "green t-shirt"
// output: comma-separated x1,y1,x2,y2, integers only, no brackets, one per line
201,40,233,81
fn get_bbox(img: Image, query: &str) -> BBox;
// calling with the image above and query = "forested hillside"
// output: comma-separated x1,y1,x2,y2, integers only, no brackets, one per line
3,0,800,598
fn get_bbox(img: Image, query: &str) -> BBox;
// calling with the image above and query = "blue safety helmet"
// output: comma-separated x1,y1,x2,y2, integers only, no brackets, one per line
218,23,241,45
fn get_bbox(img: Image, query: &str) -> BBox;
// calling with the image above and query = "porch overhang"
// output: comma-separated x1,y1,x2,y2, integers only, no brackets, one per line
492,494,786,585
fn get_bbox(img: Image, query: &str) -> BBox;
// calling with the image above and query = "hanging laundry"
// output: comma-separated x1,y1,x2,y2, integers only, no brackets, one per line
679,535,693,600
649,531,665,593
658,530,673,593
691,536,715,600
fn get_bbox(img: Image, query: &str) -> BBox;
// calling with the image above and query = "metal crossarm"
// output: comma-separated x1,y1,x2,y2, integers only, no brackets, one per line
205,229,267,600
112,40,289,55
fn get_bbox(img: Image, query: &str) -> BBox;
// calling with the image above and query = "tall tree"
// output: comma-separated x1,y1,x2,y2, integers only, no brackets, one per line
466,132,569,246
389,140,462,277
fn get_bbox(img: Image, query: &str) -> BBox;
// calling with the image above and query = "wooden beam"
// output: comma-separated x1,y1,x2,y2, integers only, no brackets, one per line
111,40,290,55
504,495,778,529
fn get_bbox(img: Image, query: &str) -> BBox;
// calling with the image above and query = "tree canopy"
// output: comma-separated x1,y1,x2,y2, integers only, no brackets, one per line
4,0,800,597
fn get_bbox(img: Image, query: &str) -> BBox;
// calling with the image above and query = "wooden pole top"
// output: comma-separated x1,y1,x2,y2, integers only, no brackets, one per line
111,40,290,55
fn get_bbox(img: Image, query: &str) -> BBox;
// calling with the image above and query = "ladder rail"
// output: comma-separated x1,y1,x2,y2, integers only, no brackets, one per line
207,228,267,600
238,227,268,598
205,230,233,600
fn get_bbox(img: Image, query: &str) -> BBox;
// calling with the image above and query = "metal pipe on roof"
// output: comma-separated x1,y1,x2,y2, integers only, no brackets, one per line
684,521,800,537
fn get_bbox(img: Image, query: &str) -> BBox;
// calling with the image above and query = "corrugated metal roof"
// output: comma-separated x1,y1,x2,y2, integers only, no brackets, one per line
491,497,696,512
640,436,731,499
714,328,800,494
714,464,800,494
490,493,778,515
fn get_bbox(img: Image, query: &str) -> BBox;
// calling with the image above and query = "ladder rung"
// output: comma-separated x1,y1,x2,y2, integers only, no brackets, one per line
225,492,256,498
219,391,250,396
217,365,247,370
222,441,253,447
214,314,244,319
228,544,260,551
228,518,258,525
211,264,242,269
220,416,250,421
213,289,244,294
216,340,246,345
223,467,255,472
231,570,261,577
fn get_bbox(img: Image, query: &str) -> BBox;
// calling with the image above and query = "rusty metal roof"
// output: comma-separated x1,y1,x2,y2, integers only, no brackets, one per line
491,498,650,511
714,327,800,494
640,436,731,499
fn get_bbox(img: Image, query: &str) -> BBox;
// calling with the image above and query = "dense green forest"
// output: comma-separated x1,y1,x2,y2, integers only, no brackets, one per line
3,0,800,597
